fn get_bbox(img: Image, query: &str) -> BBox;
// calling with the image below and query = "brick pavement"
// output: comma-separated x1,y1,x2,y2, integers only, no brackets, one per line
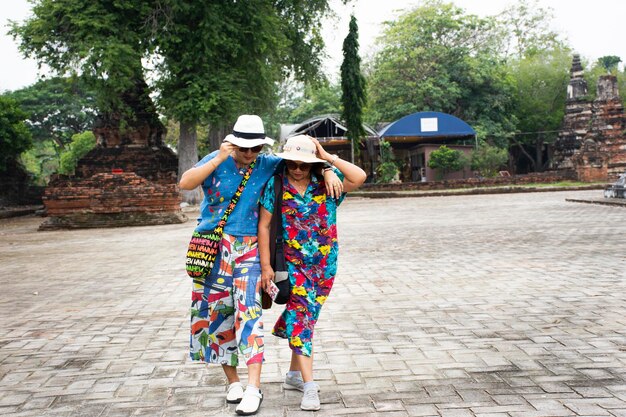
0,190,625,417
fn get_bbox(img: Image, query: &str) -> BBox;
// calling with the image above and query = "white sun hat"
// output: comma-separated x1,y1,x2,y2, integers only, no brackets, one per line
275,135,326,163
224,114,275,148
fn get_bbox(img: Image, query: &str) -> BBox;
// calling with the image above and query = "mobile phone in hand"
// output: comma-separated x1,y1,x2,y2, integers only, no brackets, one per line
266,280,280,301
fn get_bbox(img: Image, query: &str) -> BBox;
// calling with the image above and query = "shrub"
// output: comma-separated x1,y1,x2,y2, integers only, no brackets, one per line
0,96,32,172
427,145,466,180
375,140,400,183
470,144,508,177
58,131,96,175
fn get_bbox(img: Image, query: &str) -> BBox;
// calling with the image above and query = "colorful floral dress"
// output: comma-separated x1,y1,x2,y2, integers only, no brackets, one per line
260,171,345,357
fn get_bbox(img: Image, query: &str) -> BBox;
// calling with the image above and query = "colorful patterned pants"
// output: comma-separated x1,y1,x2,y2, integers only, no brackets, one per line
272,266,334,357
190,234,264,366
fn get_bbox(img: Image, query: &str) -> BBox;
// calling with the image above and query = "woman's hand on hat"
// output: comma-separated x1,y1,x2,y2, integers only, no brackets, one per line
309,137,332,162
218,141,237,162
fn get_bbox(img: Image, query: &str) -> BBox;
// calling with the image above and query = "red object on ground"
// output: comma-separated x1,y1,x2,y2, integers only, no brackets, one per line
111,168,124,174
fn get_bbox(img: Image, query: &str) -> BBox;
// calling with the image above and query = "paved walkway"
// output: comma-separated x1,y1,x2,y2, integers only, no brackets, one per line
1,190,625,417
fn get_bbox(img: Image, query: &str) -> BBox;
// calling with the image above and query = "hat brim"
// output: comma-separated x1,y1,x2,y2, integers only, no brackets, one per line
274,152,326,164
224,134,274,148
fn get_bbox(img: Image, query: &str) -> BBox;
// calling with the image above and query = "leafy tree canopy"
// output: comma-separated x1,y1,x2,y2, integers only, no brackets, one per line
597,55,622,73
367,0,516,144
506,46,571,172
154,0,335,127
585,56,626,107
496,0,564,59
7,77,97,149
0,96,33,172
286,82,342,124
10,0,157,122
510,46,571,136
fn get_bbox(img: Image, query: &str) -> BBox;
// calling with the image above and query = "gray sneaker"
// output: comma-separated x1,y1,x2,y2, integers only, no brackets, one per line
300,387,321,411
283,373,321,392
283,373,304,391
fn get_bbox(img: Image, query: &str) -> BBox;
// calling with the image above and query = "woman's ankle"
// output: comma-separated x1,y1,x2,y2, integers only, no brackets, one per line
222,365,239,384
303,381,317,391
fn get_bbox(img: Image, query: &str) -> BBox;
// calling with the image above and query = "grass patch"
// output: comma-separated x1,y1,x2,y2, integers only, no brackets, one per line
519,181,603,188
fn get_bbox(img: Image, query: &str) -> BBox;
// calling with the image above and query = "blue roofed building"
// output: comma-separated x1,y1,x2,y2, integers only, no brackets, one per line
379,111,477,181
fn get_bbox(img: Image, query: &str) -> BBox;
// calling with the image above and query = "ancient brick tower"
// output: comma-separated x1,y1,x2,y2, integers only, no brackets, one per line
39,82,186,230
553,54,626,181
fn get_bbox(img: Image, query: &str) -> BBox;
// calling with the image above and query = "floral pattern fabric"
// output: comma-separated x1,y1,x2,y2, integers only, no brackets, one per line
260,171,345,357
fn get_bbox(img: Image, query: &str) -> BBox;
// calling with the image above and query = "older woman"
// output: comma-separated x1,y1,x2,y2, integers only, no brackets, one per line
257,135,366,411
179,117,342,416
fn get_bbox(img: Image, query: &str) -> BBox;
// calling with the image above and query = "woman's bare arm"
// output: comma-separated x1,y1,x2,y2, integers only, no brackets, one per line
258,206,274,292
179,142,236,190
310,138,367,192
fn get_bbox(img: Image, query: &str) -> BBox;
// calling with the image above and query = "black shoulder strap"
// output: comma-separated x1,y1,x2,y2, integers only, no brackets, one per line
269,174,284,269
212,159,256,235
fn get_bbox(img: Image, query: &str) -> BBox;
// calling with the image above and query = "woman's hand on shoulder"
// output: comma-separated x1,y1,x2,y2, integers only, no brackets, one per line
323,169,343,198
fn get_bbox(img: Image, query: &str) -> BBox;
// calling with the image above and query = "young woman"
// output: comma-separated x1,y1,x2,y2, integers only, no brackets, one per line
179,117,342,416
257,134,366,411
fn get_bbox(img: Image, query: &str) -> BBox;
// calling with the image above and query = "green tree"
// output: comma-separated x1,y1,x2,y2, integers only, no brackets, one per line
341,15,367,163
496,0,563,58
496,0,570,172
58,131,97,175
285,82,342,123
509,47,571,171
597,55,622,73
471,144,509,177
10,1,163,141
7,77,98,183
7,77,97,149
585,58,626,108
427,145,465,180
0,96,32,173
154,1,335,203
18,140,58,185
367,1,516,144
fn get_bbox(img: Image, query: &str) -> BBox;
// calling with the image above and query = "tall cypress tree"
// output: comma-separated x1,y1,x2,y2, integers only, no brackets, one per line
340,15,367,163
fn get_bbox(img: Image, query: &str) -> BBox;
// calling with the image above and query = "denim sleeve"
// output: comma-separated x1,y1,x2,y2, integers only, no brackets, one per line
194,150,218,168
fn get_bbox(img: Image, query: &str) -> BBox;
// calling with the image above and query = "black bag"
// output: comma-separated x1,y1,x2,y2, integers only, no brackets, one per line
269,174,290,304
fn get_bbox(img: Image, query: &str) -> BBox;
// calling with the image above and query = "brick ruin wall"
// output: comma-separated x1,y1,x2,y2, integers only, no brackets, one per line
39,116,186,229
554,69,626,182
40,170,185,230
361,171,577,192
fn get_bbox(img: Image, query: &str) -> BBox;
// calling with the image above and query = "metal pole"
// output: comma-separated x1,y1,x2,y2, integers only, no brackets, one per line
351,137,355,164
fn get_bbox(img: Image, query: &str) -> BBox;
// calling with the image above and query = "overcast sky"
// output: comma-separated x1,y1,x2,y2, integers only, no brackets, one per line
2,0,625,92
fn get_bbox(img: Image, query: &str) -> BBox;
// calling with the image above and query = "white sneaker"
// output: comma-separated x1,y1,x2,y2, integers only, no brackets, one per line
235,387,263,416
300,386,320,411
226,381,244,404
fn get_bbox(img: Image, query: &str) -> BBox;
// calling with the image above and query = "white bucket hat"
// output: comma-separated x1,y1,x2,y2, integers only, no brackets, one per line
224,114,275,148
275,135,326,163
